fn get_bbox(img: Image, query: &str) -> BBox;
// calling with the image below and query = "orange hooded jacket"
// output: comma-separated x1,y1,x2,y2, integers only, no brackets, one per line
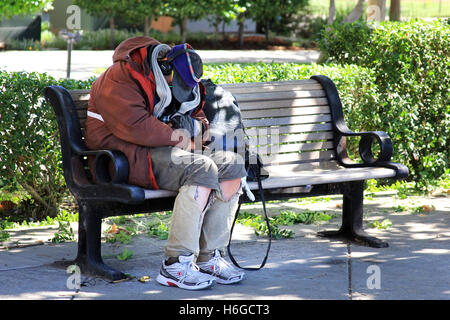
85,36,208,189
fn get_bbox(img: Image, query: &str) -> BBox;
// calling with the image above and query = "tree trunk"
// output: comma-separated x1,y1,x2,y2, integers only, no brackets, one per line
344,0,366,23
317,0,337,64
389,0,401,21
222,21,227,39
367,0,386,22
179,16,188,43
213,16,220,43
265,20,270,42
109,17,115,49
328,0,336,24
144,16,152,37
237,12,245,48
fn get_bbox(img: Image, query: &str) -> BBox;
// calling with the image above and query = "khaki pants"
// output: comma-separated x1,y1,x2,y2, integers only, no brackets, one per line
149,146,246,260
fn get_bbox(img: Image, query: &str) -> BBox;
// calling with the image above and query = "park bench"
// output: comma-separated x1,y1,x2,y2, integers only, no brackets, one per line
44,75,408,281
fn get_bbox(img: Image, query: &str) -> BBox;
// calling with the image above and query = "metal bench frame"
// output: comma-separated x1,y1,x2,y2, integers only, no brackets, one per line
44,75,408,280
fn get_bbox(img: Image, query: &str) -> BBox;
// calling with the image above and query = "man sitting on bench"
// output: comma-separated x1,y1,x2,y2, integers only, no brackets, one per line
84,37,246,290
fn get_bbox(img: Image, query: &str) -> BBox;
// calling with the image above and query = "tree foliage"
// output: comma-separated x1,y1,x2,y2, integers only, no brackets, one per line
0,71,94,218
249,0,309,40
319,19,450,184
0,0,53,18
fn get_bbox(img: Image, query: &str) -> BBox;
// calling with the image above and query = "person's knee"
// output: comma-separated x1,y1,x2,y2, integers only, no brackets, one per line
193,185,212,211
220,178,242,202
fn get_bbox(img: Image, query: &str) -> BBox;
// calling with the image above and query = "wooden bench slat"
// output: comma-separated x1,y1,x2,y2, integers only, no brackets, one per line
70,90,90,101
144,189,177,199
221,79,319,89
79,118,86,130
247,167,396,190
234,90,326,102
248,132,334,145
225,83,323,94
243,114,332,128
77,109,87,119
261,150,335,165
74,101,89,110
263,160,341,173
251,141,334,154
246,123,333,136
238,98,329,110
142,165,397,198
241,106,330,119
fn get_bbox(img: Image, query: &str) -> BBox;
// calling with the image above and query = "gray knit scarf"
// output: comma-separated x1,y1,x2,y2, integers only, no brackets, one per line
151,44,201,121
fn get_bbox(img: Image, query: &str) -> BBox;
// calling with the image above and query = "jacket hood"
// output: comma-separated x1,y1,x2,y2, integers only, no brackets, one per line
112,36,160,63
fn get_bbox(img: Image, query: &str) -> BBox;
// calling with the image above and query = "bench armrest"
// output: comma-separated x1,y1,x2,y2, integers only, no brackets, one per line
78,149,129,184
338,130,393,166
337,130,408,178
311,75,409,179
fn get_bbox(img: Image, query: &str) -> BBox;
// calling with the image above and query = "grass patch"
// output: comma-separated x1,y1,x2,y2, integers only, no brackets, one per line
368,219,392,230
104,212,172,243
116,247,134,261
50,220,76,244
237,209,335,239
277,210,333,225
0,230,11,243
0,209,78,230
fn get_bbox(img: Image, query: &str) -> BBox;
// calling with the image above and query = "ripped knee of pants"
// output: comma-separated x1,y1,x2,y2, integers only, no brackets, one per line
217,180,243,202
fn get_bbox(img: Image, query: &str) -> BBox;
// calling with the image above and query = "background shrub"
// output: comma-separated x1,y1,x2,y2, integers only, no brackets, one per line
318,19,450,186
0,71,94,219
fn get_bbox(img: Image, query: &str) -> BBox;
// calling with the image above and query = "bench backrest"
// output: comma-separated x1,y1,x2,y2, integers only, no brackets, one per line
46,77,341,195
70,78,336,167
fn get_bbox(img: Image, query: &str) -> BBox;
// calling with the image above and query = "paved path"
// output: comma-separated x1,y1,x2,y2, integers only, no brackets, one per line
0,49,320,80
0,192,449,301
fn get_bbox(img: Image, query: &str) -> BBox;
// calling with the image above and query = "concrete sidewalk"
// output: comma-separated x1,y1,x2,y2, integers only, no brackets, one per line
0,192,448,300
0,49,320,80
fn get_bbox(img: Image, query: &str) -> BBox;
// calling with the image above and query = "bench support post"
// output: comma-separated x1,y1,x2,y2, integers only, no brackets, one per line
73,201,127,281
318,181,388,248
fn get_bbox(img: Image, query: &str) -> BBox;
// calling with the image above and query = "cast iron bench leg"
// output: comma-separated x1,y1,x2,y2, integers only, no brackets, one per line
318,180,389,248
73,201,127,281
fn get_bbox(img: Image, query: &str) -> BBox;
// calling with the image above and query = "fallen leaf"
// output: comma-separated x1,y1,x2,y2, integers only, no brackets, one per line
108,224,118,234
138,276,151,283
422,205,435,212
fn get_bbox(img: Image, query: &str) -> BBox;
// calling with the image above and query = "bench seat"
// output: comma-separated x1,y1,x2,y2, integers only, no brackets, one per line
143,162,396,199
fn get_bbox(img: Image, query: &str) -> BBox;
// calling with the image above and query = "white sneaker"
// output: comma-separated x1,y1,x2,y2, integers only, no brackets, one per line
156,254,216,290
197,249,245,284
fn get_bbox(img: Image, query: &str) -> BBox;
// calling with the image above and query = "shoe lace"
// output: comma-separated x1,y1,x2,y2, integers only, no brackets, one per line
180,260,201,283
211,254,232,275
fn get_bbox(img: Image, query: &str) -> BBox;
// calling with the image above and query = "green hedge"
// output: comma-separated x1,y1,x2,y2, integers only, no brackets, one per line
0,71,94,218
318,19,450,185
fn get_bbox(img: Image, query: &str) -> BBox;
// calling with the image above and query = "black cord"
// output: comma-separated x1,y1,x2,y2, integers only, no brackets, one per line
227,166,271,270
